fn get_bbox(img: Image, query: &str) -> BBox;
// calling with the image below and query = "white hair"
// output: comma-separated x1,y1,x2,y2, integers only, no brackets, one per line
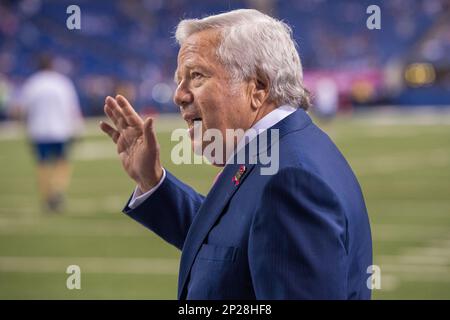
175,9,311,109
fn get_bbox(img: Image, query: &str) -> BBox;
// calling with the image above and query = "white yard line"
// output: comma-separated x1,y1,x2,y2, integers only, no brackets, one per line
1,110,450,141
0,216,153,237
0,256,179,275
72,141,117,160
376,235,450,290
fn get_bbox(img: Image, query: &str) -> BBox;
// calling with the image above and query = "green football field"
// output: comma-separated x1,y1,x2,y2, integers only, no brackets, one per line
0,111,449,299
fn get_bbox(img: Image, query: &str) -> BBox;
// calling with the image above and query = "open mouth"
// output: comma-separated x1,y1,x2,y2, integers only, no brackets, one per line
187,117,203,140
188,117,202,130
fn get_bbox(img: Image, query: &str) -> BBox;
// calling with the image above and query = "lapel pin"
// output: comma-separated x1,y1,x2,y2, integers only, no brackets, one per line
232,165,246,186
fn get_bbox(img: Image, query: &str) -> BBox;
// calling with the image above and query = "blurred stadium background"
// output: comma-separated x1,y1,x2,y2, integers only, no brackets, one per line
0,0,449,299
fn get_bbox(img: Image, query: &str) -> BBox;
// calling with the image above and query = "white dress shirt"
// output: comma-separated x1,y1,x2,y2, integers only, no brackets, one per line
20,70,83,142
128,105,297,209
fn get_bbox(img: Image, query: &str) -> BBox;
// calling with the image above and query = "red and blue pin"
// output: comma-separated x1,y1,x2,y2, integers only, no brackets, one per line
232,165,246,186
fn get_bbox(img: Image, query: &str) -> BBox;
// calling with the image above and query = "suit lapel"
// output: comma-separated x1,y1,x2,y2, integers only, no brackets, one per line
178,160,255,298
177,108,312,298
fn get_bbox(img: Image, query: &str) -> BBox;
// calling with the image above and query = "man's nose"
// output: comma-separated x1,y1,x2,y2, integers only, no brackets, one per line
173,83,194,108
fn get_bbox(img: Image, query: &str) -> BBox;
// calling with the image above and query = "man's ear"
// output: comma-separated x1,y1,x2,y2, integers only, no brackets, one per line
250,73,270,110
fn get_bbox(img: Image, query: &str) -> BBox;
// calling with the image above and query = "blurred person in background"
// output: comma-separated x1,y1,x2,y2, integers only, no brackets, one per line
0,75,12,121
313,77,339,123
16,54,84,212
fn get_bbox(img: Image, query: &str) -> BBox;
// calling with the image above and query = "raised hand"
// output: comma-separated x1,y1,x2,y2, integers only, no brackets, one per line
100,95,163,193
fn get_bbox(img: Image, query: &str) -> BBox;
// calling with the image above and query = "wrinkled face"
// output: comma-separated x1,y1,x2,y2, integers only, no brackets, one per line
173,29,253,164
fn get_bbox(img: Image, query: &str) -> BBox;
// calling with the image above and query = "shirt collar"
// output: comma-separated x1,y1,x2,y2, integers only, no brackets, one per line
251,104,298,131
226,105,298,164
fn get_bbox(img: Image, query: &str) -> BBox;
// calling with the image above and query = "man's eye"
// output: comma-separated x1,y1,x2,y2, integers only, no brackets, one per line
191,72,203,79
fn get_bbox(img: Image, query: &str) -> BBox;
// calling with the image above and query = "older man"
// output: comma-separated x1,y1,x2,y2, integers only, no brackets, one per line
100,9,372,299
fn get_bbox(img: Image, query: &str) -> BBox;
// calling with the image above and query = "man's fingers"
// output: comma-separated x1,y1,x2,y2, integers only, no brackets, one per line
104,102,117,126
105,96,128,131
116,95,143,127
100,121,120,143
104,101,123,131
143,117,158,148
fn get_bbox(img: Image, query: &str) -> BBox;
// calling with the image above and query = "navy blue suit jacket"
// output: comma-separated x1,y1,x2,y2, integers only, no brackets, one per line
123,108,372,299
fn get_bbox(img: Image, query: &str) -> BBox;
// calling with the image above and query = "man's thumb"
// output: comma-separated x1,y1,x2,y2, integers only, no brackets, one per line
143,117,157,147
